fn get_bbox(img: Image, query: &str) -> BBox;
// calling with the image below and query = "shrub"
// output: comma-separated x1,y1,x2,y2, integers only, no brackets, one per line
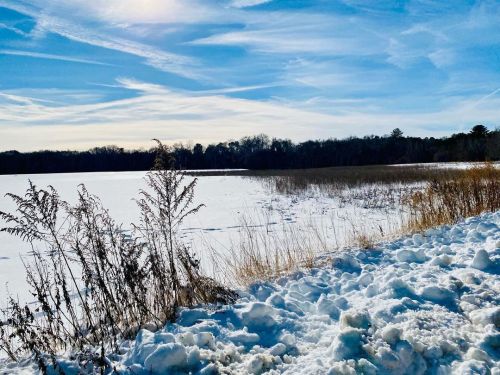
0,141,236,374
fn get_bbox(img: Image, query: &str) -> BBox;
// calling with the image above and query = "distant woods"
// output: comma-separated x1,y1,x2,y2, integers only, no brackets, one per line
1,125,498,174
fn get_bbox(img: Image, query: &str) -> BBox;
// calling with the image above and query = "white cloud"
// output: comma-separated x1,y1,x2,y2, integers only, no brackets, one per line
0,49,112,66
4,0,217,25
230,0,272,8
0,22,28,36
0,93,40,105
428,48,455,68
1,79,498,151
190,14,386,56
0,0,201,79
1,0,499,150
34,14,200,78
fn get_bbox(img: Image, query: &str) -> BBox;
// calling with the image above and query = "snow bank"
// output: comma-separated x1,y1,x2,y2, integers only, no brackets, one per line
2,212,499,374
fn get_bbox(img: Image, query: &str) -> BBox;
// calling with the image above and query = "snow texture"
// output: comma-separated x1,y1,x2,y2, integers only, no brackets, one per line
0,172,404,303
1,212,499,374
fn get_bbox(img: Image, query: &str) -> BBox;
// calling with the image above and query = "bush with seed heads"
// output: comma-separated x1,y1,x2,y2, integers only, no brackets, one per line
0,141,237,374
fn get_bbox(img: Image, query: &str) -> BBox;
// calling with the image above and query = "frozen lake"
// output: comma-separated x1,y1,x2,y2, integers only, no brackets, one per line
0,171,402,302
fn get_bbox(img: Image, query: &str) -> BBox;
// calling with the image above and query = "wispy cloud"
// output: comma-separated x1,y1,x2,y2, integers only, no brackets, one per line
0,92,40,105
1,79,499,151
0,49,112,66
230,0,272,8
463,87,500,111
193,83,282,95
1,0,500,151
52,0,219,25
190,13,386,56
34,14,200,79
0,0,201,79
0,22,28,36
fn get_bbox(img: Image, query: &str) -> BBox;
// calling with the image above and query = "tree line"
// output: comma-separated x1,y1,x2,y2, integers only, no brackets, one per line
0,125,498,174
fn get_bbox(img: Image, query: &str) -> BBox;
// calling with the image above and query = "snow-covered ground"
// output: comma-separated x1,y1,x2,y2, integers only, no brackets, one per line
0,172,403,302
2,211,498,374
390,161,500,169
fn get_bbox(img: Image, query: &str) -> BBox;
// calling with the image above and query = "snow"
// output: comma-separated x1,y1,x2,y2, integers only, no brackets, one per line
472,249,493,270
390,161,500,170
2,211,498,374
0,171,405,302
142,343,188,372
0,168,499,374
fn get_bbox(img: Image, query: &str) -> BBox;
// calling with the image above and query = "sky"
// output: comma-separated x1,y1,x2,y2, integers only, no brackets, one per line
0,0,500,151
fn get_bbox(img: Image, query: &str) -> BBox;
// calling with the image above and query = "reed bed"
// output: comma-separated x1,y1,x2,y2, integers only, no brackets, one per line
405,163,500,231
215,216,322,285
218,163,499,286
188,164,478,192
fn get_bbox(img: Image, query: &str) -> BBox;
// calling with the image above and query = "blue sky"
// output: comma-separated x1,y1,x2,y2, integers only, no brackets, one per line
0,0,499,150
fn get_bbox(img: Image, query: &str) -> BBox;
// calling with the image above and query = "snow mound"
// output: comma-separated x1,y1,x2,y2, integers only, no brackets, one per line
2,212,499,374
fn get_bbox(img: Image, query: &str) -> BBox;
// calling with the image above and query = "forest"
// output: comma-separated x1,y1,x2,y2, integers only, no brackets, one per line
0,125,498,174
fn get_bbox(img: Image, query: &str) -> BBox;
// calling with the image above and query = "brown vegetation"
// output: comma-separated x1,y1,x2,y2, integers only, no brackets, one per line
404,163,500,231
0,142,236,374
214,216,322,285
221,163,499,285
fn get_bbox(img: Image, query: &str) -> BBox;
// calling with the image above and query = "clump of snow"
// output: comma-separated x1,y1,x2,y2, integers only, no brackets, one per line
430,254,453,267
240,302,278,329
470,307,500,328
329,327,365,360
339,309,371,329
143,343,188,373
2,212,499,374
380,325,401,346
396,248,427,263
317,294,340,319
419,285,456,304
472,249,493,270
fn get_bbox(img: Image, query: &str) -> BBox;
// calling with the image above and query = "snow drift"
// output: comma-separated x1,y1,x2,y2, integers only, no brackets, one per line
2,212,499,374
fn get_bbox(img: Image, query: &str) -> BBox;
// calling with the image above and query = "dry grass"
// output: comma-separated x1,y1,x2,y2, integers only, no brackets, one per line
212,209,402,286
188,164,478,193
213,216,324,285
404,163,500,231
352,233,377,250
219,163,499,286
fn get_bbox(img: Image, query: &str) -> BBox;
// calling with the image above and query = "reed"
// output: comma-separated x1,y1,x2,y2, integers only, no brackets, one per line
220,163,499,286
216,216,321,285
404,163,500,231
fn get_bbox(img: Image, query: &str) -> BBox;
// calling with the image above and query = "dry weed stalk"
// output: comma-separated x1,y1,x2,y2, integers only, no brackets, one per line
0,141,236,374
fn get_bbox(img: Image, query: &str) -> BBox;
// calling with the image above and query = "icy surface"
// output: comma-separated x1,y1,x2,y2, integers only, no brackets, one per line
3,212,498,374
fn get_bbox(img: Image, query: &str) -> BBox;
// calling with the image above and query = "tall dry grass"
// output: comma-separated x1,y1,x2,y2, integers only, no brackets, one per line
212,209,402,286
404,163,500,231
189,164,474,194
211,216,328,285
220,163,499,286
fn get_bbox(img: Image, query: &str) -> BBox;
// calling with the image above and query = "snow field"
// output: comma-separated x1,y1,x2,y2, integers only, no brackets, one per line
0,172,404,303
28,211,495,375
0,170,498,374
